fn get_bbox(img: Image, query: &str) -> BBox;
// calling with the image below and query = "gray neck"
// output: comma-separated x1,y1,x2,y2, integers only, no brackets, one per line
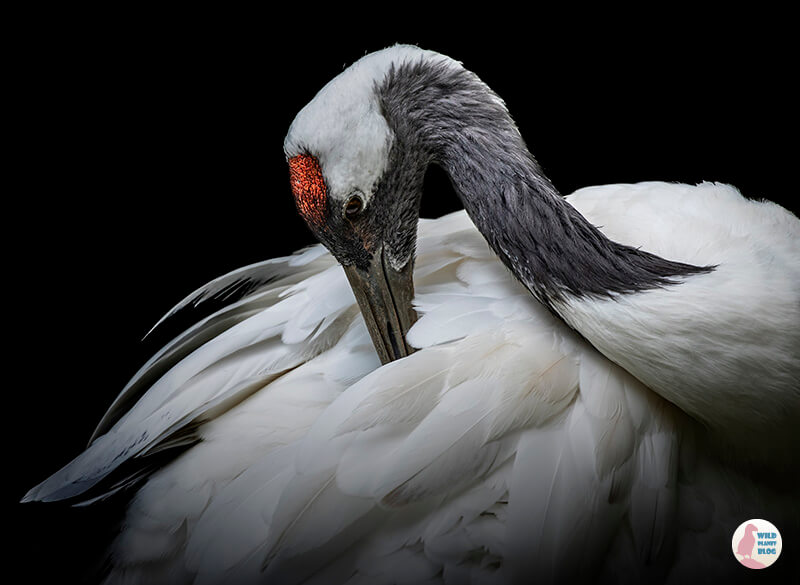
378,59,712,310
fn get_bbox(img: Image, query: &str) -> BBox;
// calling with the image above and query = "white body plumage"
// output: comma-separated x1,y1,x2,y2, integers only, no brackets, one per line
25,180,800,584
557,182,800,468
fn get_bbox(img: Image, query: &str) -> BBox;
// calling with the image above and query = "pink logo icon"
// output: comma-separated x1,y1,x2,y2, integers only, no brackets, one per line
732,519,782,569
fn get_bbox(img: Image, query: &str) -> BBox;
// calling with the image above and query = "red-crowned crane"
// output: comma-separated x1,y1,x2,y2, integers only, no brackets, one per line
24,45,799,584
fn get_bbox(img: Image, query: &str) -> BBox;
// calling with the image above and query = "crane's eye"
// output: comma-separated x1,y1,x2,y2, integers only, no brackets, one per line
344,195,364,218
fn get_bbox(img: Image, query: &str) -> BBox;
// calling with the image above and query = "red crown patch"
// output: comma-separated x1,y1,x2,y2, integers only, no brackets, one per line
289,154,327,227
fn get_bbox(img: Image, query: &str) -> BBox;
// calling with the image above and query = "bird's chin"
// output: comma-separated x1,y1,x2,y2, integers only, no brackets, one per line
343,246,417,364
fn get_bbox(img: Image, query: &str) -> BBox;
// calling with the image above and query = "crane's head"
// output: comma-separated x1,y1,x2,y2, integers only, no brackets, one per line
283,45,460,364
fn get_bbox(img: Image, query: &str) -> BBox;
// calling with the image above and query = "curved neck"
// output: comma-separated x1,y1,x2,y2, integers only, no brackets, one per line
378,59,711,311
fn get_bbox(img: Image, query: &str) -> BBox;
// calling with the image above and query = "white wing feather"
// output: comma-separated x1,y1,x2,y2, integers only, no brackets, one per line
24,183,800,584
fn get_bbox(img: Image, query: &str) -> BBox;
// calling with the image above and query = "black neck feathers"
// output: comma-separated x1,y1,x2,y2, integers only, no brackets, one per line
378,58,713,310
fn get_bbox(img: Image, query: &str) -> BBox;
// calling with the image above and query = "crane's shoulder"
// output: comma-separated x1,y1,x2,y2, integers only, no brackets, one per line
558,182,799,458
567,181,799,268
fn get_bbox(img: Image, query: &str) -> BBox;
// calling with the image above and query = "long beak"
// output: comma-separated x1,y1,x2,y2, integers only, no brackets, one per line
343,246,417,364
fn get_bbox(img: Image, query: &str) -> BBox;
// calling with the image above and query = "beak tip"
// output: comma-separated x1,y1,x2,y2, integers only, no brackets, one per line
343,249,417,365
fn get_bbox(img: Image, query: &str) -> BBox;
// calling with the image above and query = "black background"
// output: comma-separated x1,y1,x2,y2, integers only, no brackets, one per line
9,9,797,584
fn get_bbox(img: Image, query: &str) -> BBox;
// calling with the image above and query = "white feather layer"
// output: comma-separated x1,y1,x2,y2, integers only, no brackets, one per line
26,182,800,584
